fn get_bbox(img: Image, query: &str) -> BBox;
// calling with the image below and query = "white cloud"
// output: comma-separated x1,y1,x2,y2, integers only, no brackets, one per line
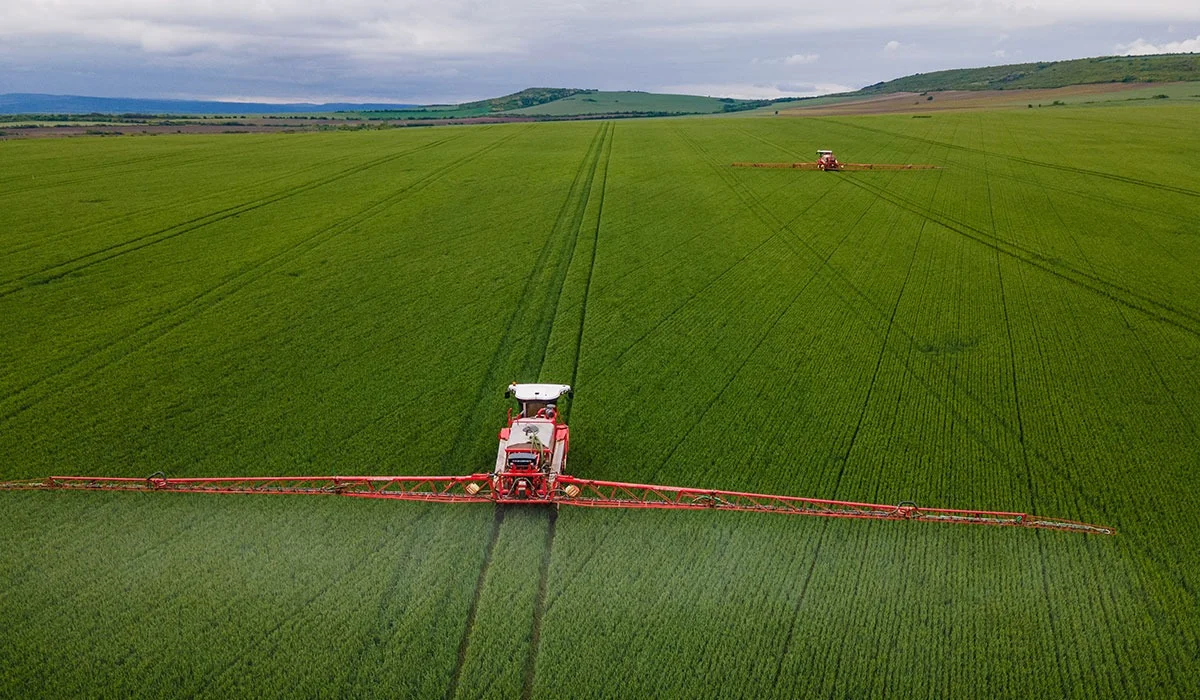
3,0,1200,102
659,82,852,100
1,1,529,63
992,49,1007,58
1117,35,1200,55
753,52,819,65
9,1,1200,53
784,53,820,65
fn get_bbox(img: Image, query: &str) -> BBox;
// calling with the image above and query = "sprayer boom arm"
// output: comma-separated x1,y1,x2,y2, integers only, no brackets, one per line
0,473,1113,536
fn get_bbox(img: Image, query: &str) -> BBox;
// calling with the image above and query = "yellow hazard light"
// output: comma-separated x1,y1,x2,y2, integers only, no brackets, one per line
464,482,481,496
563,484,581,498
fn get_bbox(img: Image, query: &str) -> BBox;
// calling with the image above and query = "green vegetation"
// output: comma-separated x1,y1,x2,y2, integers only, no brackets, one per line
353,87,592,119
2,101,1200,696
508,91,750,116
351,89,771,120
1032,81,1200,106
859,52,1200,93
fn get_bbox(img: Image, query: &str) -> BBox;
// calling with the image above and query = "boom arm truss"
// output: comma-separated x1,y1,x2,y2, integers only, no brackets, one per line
0,473,1114,536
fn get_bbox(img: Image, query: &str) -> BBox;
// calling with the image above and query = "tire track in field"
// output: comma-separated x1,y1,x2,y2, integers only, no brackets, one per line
739,132,1142,538
2,130,470,289
341,508,487,698
818,116,1200,199
520,505,559,699
767,517,834,692
1,138,433,291
739,131,1099,486
659,124,943,489
194,506,438,699
530,123,613,381
0,130,473,295
836,173,1200,339
440,123,607,475
0,494,230,645
727,123,947,495
978,128,1072,697
567,123,613,400
644,126,886,485
257,120,601,468
444,507,505,700
601,128,924,691
827,121,955,502
588,129,848,382
3,142,373,260
443,123,610,700
921,151,1196,227
0,149,180,188
590,175,798,296
0,142,228,187
0,128,525,424
708,132,1151,596
522,123,613,700
1001,118,1199,440
997,120,1200,639
537,121,860,602
0,148,216,197
831,191,934,496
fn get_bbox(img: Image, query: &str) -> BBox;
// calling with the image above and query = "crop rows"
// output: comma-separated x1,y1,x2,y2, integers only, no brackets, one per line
2,104,1199,696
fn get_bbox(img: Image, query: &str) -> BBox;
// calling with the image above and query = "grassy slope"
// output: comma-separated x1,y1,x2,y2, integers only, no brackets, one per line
352,87,593,119
508,91,736,115
1036,80,1200,105
2,104,1200,696
859,53,1200,93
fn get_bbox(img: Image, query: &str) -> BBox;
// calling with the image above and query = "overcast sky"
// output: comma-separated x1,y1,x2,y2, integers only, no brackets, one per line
1,1,1198,103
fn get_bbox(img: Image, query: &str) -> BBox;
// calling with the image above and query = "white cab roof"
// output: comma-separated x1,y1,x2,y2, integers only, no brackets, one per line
508,383,572,401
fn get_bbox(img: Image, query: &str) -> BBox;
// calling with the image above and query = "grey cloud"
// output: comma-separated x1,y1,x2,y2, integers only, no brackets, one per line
1118,35,1200,54
1,2,1198,102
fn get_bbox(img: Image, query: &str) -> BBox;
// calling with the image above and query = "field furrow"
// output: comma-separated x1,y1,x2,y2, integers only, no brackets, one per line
2,105,1198,697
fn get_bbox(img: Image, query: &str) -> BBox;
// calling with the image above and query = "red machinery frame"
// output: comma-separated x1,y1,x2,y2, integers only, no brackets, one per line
0,473,1114,536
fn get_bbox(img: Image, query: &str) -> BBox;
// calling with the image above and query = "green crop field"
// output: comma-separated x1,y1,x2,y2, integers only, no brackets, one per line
2,103,1199,697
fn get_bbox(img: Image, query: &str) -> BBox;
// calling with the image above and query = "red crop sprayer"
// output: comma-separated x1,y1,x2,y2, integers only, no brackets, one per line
0,383,1114,536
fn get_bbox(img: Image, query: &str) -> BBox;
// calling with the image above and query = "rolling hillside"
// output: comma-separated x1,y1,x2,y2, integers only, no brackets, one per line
857,53,1200,93
8,53,1199,123
0,93,416,115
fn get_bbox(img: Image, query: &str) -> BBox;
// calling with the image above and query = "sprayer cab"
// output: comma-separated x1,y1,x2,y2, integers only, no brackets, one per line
494,383,572,501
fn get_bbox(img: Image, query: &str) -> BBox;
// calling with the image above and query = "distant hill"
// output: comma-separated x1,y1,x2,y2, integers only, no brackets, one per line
0,87,768,123
507,91,752,116
857,53,1200,94
444,87,592,113
354,88,593,119
352,88,771,120
10,52,1195,122
0,93,416,115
